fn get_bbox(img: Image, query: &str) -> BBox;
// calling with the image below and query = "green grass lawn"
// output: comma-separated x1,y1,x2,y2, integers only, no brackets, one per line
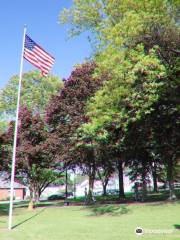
0,201,180,240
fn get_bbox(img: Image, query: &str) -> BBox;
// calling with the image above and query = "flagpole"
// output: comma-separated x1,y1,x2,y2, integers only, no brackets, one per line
8,25,27,231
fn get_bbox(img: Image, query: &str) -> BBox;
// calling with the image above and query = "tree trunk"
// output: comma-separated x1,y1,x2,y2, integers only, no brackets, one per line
142,178,147,202
35,189,41,203
97,170,109,196
87,174,95,205
152,165,158,192
167,159,177,200
73,175,76,199
102,182,108,196
141,161,147,202
117,159,125,199
86,149,96,205
28,187,34,211
65,169,68,199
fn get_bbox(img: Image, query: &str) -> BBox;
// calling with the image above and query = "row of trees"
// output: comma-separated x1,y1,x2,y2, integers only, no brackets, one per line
0,0,179,206
59,0,180,201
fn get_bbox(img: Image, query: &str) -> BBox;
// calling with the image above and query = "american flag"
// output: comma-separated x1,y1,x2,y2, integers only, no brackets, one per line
24,35,55,76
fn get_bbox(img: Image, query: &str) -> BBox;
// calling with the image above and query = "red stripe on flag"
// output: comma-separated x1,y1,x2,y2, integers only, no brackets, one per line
24,35,55,76
34,46,55,63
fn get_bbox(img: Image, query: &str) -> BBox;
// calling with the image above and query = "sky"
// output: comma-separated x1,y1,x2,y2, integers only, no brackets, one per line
0,0,92,89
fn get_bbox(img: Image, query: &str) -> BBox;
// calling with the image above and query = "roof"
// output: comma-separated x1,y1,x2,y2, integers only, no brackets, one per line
0,178,26,189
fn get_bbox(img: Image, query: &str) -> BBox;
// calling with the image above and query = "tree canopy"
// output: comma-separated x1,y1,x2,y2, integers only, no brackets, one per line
60,0,180,200
0,1,179,206
0,71,62,118
1,106,60,207
46,62,103,165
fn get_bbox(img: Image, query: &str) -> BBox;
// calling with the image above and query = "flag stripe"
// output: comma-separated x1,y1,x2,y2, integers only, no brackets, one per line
23,34,55,76
24,50,50,74
34,46,55,63
24,50,41,68
32,41,55,60
33,49,54,67
25,48,53,70
24,56,41,70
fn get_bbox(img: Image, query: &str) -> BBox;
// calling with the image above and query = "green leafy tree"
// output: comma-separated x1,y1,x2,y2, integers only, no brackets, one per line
60,0,180,201
96,143,115,196
0,71,62,118
60,0,179,76
0,120,8,132
27,166,62,202
79,46,166,200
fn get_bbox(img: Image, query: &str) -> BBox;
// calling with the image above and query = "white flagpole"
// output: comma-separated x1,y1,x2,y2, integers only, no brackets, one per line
8,26,27,230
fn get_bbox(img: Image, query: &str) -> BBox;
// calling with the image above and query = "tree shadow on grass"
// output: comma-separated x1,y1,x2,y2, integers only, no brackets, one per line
0,220,5,223
0,201,64,217
146,199,180,207
0,204,9,216
85,204,131,216
12,208,46,229
174,224,180,230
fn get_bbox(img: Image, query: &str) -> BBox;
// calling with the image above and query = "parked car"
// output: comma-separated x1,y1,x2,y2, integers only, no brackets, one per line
157,182,167,190
67,191,74,197
94,191,103,196
47,193,65,200
174,182,180,189
107,189,119,195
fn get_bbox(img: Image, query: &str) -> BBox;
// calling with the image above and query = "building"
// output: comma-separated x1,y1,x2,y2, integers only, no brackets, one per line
75,174,134,197
0,178,26,201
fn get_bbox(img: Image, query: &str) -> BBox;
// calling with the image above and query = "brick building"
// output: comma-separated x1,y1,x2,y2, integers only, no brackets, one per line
0,178,26,201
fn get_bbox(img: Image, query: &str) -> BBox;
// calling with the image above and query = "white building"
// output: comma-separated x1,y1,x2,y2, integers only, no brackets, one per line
75,174,134,197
